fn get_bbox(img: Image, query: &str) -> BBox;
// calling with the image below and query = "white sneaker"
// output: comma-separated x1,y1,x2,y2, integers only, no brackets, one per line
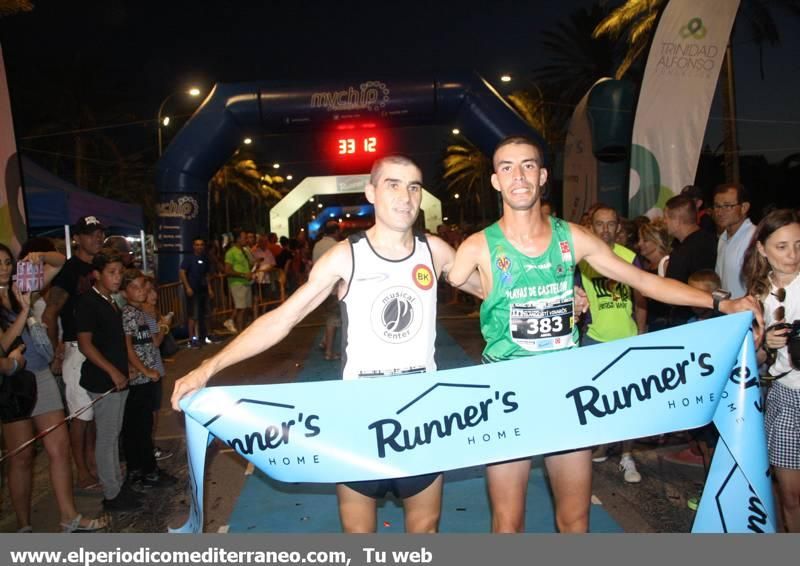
591,447,608,463
223,319,238,333
619,455,642,483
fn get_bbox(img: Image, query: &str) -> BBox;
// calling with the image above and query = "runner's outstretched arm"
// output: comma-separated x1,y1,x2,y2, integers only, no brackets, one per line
171,242,351,410
570,223,764,339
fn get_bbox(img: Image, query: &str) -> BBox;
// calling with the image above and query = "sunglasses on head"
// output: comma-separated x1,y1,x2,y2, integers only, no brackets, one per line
773,287,786,321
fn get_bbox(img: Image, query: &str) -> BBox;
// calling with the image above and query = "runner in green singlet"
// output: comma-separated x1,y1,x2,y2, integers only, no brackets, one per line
447,136,763,533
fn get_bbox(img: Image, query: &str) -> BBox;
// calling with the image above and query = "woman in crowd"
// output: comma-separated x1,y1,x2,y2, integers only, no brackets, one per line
637,220,671,275
637,220,672,331
743,208,800,532
0,242,106,532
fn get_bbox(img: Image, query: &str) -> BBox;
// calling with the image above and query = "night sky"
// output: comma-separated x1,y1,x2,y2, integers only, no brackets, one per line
1,0,798,186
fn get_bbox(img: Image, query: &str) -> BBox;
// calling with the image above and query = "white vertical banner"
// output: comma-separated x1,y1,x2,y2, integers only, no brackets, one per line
563,79,605,222
0,43,26,254
628,0,740,218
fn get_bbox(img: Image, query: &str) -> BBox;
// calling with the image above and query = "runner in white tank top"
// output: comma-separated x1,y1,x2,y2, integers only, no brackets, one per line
171,155,484,533
341,231,437,380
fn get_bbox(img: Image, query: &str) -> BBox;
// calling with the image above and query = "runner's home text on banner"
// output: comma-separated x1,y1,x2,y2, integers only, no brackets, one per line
628,0,740,217
174,313,774,533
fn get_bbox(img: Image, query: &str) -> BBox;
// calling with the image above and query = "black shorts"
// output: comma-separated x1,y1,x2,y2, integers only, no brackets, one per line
343,472,440,500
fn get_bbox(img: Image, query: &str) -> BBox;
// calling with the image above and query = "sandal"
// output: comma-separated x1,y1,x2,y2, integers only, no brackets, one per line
17,526,33,533
61,514,108,533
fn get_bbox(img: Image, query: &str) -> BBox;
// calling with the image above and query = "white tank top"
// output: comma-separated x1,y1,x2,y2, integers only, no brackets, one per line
341,231,438,380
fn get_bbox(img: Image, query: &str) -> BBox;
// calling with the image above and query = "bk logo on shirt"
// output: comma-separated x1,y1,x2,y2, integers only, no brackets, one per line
412,264,434,291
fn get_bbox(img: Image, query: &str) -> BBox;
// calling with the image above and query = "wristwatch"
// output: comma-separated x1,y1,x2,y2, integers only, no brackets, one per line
711,289,732,314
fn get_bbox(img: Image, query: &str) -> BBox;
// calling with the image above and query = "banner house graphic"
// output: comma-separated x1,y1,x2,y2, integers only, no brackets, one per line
174,313,774,533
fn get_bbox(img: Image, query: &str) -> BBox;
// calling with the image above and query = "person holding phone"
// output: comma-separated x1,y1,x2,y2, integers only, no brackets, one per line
1,242,106,532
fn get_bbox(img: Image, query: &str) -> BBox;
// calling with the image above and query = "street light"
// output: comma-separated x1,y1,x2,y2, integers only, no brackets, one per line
498,75,546,140
157,87,202,156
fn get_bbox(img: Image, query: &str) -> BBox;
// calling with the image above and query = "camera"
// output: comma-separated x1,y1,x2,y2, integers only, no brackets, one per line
773,320,800,369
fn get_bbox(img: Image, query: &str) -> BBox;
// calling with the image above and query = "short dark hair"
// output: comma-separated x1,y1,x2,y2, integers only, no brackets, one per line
92,247,123,272
192,236,206,244
688,269,721,290
590,203,618,223
681,185,705,202
492,135,545,168
369,154,421,186
19,237,56,259
664,195,697,225
712,183,749,204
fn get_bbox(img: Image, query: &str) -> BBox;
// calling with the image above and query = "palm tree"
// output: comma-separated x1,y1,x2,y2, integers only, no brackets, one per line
210,158,286,234
0,0,33,17
440,91,554,226
531,3,620,135
592,0,660,80
441,141,491,226
593,0,800,183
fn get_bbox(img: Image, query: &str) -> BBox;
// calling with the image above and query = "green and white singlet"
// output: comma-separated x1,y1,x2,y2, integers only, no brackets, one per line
480,216,579,362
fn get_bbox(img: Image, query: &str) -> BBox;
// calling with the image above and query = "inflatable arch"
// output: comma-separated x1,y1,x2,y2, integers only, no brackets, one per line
269,175,441,240
156,74,545,281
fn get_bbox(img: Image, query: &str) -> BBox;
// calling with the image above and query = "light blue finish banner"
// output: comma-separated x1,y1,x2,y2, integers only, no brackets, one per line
173,312,775,533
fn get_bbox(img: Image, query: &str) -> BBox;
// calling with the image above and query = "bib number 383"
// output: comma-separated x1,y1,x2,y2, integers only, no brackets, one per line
509,300,573,352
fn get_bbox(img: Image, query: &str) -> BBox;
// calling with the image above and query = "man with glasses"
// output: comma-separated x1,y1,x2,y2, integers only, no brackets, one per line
579,204,647,483
712,183,755,299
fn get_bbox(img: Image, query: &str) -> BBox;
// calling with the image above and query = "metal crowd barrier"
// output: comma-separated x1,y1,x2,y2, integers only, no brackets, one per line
157,272,286,332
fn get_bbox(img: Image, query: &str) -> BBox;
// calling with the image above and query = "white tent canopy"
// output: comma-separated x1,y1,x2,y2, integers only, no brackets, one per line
269,175,442,238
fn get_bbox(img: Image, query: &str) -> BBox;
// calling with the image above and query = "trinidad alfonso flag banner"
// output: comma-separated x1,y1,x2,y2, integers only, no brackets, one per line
628,0,740,217
174,313,773,533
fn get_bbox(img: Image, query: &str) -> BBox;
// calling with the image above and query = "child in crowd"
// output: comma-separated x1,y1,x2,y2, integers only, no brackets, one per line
142,276,173,461
120,269,177,489
663,268,722,474
75,248,139,511
687,269,722,322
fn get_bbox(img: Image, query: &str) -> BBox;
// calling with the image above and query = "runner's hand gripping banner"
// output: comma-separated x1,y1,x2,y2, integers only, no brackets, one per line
173,313,775,533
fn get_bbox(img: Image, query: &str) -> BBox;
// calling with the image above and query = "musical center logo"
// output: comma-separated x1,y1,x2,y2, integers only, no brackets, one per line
371,286,422,343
